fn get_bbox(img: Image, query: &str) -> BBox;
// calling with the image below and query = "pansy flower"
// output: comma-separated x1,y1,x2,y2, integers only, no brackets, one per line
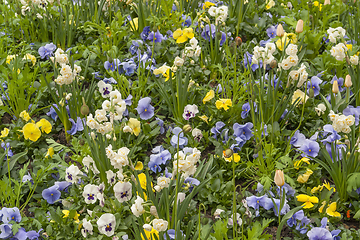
136,97,154,120
82,184,100,204
215,99,232,111
42,185,61,204
113,182,132,203
183,104,199,120
296,194,319,208
97,213,116,237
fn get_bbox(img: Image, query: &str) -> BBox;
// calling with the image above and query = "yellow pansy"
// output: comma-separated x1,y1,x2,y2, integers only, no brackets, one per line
326,202,341,217
203,90,215,104
62,210,80,223
135,161,143,170
296,194,319,209
20,110,31,122
129,17,139,31
198,115,209,124
297,169,313,183
313,1,323,11
276,33,297,51
347,44,352,51
223,152,240,163
292,89,309,105
23,53,36,66
153,65,173,81
46,147,54,158
0,128,10,138
294,157,310,169
203,1,215,9
128,118,141,136
172,28,194,43
36,119,52,134
215,99,232,111
23,123,41,142
141,227,159,240
319,201,326,213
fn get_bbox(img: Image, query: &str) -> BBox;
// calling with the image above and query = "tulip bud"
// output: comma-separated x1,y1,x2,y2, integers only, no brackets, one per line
295,20,304,33
270,59,277,69
235,36,242,46
332,80,339,94
276,24,284,37
80,97,89,116
224,149,233,158
274,170,285,187
183,124,192,133
345,74,352,87
324,0,330,4
143,224,152,232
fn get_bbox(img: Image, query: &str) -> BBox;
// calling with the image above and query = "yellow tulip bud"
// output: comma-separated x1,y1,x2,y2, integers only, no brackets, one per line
345,75,352,88
295,20,304,33
274,170,285,187
276,24,284,37
332,80,339,94
324,0,330,5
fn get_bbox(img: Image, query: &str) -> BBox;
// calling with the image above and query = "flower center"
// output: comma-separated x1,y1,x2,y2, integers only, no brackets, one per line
105,223,112,232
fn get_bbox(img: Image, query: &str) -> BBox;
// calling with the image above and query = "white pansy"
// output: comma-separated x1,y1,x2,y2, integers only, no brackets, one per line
214,209,225,219
97,213,116,237
98,81,113,98
113,182,132,203
106,170,116,185
82,184,99,204
65,165,83,184
81,218,93,238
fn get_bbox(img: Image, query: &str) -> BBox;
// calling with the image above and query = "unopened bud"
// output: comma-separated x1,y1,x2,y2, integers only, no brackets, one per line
332,80,339,94
274,170,285,187
309,88,314,98
150,206,158,218
183,124,192,133
235,36,242,46
345,74,352,88
224,149,233,158
80,97,89,116
270,59,277,69
276,24,284,37
346,56,351,65
295,20,303,33
90,132,96,139
324,0,330,4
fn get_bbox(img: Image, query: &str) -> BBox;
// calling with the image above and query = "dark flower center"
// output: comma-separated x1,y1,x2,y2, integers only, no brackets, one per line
88,194,95,200
67,173,73,180
105,223,112,232
121,191,128,198
103,87,110,95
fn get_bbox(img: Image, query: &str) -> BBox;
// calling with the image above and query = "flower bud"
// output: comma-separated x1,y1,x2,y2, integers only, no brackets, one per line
235,36,242,46
276,24,284,37
332,80,339,94
270,59,277,69
224,149,233,158
324,0,330,4
90,132,96,139
150,206,158,218
295,20,303,33
274,170,285,187
80,97,89,116
183,124,192,133
345,75,352,88
309,88,314,98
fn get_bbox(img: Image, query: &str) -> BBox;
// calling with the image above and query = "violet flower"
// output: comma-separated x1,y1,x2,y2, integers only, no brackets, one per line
299,139,320,158
170,127,188,149
147,30,164,43
42,185,61,204
210,121,225,140
136,97,154,120
307,76,323,96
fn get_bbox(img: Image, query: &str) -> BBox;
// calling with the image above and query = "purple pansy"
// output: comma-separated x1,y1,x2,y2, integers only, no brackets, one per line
136,97,154,120
42,185,61,204
299,139,320,158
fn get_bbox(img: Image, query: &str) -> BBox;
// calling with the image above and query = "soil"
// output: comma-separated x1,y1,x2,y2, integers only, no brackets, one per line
1,112,13,125
264,226,294,239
